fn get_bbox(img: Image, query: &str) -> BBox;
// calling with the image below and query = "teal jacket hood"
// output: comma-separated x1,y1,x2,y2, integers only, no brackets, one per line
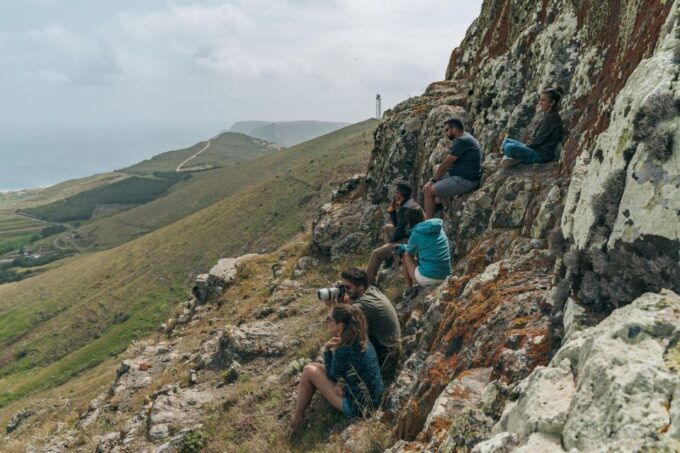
402,218,451,281
412,218,444,235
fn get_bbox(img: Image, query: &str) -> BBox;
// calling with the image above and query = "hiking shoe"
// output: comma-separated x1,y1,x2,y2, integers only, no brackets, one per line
401,285,421,300
500,156,521,168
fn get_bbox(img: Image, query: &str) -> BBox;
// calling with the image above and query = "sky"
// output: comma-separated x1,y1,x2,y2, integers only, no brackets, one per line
1,0,482,129
0,0,483,189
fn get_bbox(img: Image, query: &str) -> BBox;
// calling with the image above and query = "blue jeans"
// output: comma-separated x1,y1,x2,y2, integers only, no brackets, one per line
501,139,544,164
342,396,354,417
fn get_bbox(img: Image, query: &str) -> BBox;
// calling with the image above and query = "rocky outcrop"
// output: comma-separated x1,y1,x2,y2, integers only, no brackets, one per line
486,289,680,452
198,321,289,370
308,0,678,450
193,254,259,303
8,1,679,452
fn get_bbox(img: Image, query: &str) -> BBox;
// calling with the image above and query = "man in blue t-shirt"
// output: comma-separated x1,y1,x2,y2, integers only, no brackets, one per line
422,118,483,218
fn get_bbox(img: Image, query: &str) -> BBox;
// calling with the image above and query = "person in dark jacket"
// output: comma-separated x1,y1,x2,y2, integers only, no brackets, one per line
366,181,420,285
290,304,383,430
397,207,452,299
501,87,564,167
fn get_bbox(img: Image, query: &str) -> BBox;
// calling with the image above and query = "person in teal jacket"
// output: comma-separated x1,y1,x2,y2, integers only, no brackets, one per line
397,207,452,298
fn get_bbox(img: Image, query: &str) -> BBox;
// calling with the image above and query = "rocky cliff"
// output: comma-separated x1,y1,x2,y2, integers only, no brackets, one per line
313,0,679,450
3,1,678,452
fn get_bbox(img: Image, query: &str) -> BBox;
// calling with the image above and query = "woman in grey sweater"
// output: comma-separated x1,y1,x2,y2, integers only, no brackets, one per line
501,87,564,167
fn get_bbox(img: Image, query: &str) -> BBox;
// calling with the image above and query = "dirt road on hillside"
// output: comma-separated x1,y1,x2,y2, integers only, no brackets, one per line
176,141,212,172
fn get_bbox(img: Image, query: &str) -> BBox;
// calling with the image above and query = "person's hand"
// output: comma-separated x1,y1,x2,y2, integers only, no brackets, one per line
339,292,351,304
325,336,340,351
424,181,434,194
388,195,397,212
333,382,344,397
324,298,336,309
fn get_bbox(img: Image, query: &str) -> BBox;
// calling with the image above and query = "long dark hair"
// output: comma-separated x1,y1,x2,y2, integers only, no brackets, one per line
542,87,564,111
331,304,369,351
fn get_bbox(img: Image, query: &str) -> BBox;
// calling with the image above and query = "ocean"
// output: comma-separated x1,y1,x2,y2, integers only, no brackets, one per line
0,125,216,192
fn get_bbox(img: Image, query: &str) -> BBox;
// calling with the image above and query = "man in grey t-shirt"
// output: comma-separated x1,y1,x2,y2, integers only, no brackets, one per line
423,118,483,218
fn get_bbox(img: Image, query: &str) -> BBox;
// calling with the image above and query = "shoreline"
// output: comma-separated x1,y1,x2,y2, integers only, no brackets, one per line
0,186,47,196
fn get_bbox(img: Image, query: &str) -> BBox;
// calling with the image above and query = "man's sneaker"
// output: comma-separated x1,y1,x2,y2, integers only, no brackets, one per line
401,285,421,300
500,156,521,168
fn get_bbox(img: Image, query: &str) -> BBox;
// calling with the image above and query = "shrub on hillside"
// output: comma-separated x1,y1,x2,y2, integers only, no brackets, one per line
40,225,67,238
19,177,177,222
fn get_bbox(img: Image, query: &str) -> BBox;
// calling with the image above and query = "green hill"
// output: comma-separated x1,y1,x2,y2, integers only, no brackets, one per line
0,119,376,407
122,131,276,175
230,120,350,146
75,121,373,249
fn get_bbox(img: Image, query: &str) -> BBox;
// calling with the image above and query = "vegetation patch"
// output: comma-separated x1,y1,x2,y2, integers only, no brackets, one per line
19,177,177,222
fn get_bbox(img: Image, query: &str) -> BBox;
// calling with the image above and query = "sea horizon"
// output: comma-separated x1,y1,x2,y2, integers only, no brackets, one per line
0,124,222,192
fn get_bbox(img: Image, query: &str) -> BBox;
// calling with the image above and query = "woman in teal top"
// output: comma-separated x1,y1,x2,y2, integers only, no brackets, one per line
397,207,452,298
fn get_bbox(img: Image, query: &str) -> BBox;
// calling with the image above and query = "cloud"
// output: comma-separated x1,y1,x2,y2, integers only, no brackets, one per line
1,1,482,126
21,24,121,85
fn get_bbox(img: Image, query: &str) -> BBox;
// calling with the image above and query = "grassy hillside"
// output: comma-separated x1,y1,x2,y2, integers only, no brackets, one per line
76,121,376,249
230,120,350,146
122,132,275,175
0,119,376,407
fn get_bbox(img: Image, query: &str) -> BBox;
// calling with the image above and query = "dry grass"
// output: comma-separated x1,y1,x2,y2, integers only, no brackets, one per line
1,227,395,452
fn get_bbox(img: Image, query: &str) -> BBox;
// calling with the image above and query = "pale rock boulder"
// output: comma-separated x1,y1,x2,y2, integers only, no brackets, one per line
556,289,680,451
200,321,288,370
471,432,518,453
209,254,259,287
485,289,680,452
562,10,679,250
148,387,213,441
193,254,259,302
493,359,575,439
311,199,380,260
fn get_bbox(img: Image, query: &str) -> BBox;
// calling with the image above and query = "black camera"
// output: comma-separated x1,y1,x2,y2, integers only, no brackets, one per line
317,284,347,301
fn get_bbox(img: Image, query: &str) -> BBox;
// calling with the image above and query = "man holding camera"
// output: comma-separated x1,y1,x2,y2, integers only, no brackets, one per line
322,267,401,372
366,181,420,286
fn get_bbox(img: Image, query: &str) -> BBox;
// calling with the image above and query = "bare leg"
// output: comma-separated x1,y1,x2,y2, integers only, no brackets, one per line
402,253,417,287
291,363,343,427
424,188,437,219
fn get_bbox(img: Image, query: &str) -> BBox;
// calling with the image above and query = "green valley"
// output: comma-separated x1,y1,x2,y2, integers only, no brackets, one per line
0,119,376,407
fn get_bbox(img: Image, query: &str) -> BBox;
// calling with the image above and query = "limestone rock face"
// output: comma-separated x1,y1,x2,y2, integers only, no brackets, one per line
6,406,34,433
490,289,680,452
558,6,680,312
306,2,678,449
203,321,288,370
311,198,380,260
148,387,213,441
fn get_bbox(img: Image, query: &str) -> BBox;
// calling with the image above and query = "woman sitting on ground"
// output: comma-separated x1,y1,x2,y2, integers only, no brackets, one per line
397,207,452,299
501,87,564,167
290,304,383,429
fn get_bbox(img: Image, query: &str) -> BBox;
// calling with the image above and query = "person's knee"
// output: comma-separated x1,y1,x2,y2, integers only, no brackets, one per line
504,144,518,157
302,364,319,378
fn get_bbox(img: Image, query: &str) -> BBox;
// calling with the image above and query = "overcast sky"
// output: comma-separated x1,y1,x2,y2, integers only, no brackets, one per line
1,0,482,135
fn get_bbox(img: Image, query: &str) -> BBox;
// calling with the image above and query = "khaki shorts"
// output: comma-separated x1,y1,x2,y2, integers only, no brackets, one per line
433,176,478,198
415,267,446,287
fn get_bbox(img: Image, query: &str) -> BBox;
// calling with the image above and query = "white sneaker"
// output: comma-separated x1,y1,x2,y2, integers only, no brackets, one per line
501,156,521,168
